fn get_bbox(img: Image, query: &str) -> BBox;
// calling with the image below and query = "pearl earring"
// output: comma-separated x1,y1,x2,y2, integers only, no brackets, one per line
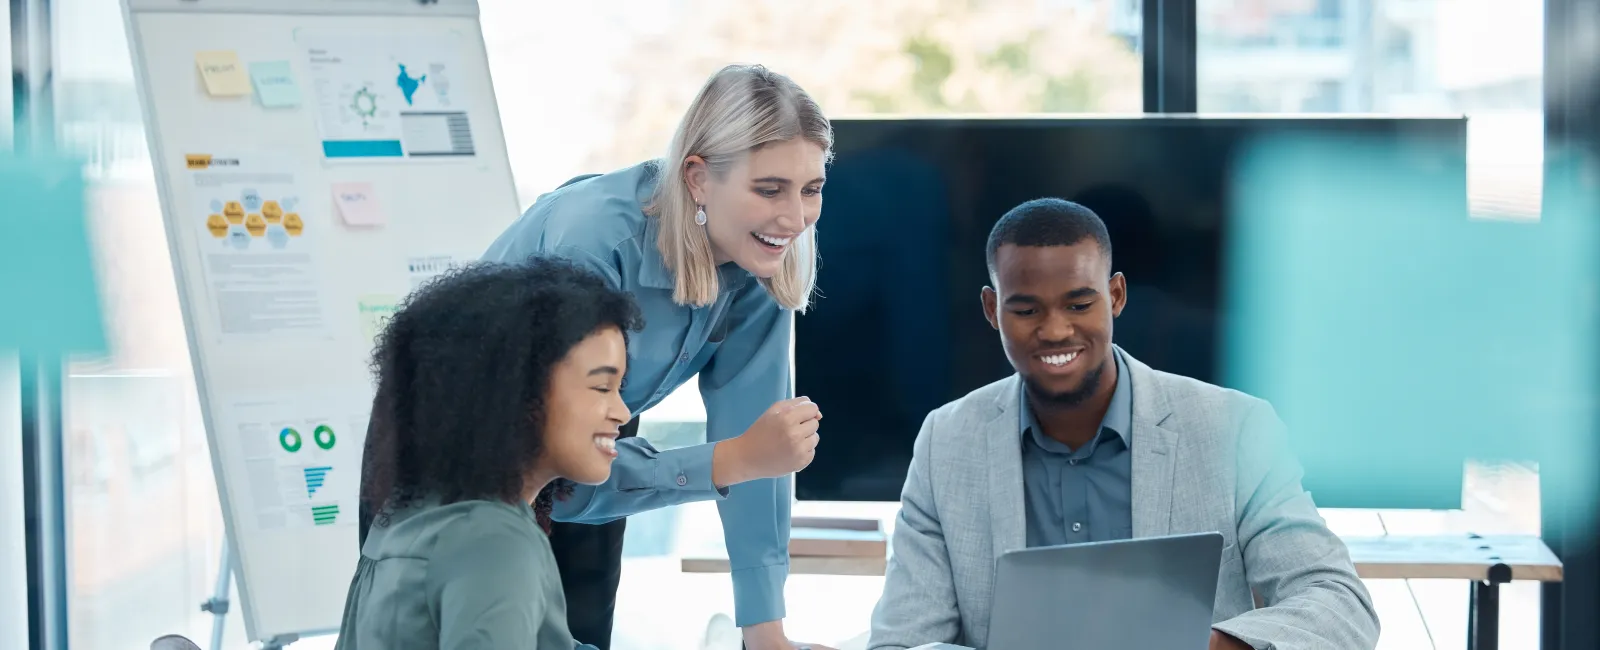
695,205,708,226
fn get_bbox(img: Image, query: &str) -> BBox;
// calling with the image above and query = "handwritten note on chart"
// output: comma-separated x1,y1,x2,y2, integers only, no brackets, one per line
195,51,253,97
249,60,302,107
331,182,385,226
357,294,399,343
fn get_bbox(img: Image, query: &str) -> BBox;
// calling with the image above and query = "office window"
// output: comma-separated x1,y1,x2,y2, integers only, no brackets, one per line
2,9,25,650
52,0,234,648
482,0,1143,207
1197,0,1544,219
1,0,11,150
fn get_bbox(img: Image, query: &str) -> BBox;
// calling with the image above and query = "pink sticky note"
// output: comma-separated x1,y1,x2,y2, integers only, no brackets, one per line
332,182,385,226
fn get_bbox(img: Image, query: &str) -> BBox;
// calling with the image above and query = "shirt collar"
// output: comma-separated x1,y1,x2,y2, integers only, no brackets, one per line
1019,348,1134,449
1103,348,1133,444
637,220,752,295
637,217,676,290
634,163,677,290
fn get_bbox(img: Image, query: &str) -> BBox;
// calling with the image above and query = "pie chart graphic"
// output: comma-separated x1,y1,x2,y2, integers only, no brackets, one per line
279,427,303,453
314,424,337,450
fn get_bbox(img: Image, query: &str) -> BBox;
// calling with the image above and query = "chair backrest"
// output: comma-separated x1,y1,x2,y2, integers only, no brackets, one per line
150,634,202,650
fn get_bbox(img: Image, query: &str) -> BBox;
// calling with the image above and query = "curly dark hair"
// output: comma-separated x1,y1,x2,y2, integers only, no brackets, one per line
360,255,643,533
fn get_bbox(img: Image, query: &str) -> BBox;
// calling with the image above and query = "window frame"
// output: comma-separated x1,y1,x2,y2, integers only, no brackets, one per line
11,0,72,648
1142,0,1197,112
1539,0,1600,644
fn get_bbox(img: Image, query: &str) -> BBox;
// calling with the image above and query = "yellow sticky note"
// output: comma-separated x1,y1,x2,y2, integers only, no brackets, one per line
195,51,252,97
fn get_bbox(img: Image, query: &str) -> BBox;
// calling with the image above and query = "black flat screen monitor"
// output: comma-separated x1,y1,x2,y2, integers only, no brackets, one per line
793,116,1468,508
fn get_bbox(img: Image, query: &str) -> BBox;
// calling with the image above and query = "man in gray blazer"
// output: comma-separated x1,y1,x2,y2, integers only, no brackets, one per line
869,199,1380,650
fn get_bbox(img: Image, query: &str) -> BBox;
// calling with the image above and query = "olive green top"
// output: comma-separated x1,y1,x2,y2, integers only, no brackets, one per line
335,495,596,650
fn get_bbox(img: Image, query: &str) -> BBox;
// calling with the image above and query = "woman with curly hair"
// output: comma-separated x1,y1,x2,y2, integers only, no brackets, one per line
336,257,645,649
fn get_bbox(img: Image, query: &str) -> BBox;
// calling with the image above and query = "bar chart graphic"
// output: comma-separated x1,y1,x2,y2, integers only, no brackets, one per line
303,466,333,497
312,504,340,526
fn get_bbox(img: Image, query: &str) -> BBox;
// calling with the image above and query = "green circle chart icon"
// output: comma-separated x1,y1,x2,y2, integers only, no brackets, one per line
314,424,337,450
350,87,378,127
279,427,303,453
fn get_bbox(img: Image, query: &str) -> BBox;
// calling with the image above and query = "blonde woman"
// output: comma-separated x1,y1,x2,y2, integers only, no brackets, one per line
477,65,829,650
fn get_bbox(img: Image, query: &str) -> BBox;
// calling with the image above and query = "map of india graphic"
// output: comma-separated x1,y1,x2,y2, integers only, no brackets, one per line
396,64,426,105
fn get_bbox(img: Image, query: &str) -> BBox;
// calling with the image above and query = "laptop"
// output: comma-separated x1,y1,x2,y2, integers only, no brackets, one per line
983,532,1226,650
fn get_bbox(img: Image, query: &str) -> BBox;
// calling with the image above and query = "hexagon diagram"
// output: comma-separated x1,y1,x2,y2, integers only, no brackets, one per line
262,200,284,224
202,190,304,251
245,213,268,237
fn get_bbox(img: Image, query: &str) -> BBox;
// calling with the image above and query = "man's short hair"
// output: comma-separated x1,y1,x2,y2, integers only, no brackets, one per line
985,198,1113,274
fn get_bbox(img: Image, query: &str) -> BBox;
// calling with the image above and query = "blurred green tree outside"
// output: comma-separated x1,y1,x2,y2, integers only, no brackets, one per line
584,0,1141,170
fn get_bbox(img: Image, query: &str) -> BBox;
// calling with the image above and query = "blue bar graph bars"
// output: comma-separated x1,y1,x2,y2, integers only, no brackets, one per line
303,466,332,497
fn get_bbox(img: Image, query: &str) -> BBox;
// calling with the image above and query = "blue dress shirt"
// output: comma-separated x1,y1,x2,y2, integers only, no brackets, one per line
1020,349,1135,548
480,161,793,627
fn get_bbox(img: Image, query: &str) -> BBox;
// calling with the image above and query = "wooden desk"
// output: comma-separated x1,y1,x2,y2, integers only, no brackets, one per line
1346,534,1561,650
682,533,1562,650
681,554,889,576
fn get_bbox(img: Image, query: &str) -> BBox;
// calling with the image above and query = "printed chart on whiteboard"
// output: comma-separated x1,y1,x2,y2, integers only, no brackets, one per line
185,152,330,339
223,393,365,533
407,254,464,291
298,28,478,161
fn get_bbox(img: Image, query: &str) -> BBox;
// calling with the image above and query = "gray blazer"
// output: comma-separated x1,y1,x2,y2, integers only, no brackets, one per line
868,350,1380,650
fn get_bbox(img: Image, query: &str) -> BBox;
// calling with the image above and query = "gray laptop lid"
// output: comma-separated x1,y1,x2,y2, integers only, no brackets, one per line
984,532,1225,650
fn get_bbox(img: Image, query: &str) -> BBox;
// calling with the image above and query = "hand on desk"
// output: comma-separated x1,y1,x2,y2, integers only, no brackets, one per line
1210,629,1251,650
741,619,838,650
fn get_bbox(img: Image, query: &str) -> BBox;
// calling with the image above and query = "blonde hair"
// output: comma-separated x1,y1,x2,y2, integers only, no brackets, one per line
646,64,833,313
